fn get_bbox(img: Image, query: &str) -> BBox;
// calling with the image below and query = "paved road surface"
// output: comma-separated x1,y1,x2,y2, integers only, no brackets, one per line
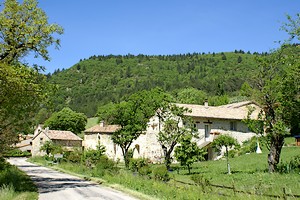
8,157,138,200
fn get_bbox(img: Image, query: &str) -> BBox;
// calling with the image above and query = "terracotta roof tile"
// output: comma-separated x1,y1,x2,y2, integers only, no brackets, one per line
176,101,261,120
84,124,120,133
46,130,82,141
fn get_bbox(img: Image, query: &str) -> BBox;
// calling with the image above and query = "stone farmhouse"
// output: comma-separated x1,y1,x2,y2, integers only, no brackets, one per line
84,101,260,162
14,134,34,153
32,125,83,156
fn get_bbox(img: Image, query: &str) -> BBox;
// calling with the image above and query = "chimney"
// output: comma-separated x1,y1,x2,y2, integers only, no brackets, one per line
99,120,105,127
204,99,208,107
34,124,43,136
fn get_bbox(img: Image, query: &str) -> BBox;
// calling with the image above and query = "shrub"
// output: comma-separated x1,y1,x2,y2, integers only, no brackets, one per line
238,136,266,155
3,149,31,157
152,166,170,182
227,149,237,158
40,141,62,156
191,174,211,193
277,155,300,173
92,155,118,177
0,157,8,171
138,166,152,177
84,146,105,165
129,158,149,172
64,149,82,163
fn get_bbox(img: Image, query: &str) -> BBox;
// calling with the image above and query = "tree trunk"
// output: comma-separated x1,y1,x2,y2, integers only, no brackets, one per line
268,136,284,173
162,144,176,170
121,147,129,169
165,151,172,170
187,165,191,174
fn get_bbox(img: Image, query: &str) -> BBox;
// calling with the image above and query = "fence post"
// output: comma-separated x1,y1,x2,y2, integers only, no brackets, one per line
283,187,287,200
232,183,236,196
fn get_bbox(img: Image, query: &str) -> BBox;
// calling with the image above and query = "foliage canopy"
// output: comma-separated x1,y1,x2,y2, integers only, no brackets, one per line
44,107,87,135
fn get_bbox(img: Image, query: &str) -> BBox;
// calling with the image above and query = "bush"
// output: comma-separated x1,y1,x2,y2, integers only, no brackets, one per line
227,149,237,158
0,157,8,171
138,166,152,177
129,158,149,172
152,166,170,182
3,149,31,157
191,174,211,193
238,136,265,155
277,155,300,173
84,146,105,165
92,155,118,177
64,149,82,163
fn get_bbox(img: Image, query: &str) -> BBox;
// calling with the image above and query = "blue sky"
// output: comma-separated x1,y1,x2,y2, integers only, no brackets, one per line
10,1,300,73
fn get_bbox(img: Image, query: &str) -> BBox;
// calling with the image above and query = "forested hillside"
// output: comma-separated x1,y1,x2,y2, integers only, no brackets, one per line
48,50,264,117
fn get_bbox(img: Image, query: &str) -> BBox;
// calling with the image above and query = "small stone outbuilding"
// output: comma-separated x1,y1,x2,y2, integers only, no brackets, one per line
294,135,300,146
15,134,34,153
32,125,83,156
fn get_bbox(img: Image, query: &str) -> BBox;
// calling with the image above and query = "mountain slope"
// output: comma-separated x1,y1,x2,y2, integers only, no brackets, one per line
48,51,261,116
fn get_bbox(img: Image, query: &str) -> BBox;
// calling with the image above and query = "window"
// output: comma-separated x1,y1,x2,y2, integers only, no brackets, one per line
230,121,237,131
135,144,140,154
205,125,210,138
193,121,201,130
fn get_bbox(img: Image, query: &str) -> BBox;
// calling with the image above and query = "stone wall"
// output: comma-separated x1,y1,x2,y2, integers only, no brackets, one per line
32,132,51,156
83,115,256,163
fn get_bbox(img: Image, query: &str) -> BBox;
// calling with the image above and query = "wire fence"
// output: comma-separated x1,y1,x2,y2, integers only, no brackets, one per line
173,179,300,199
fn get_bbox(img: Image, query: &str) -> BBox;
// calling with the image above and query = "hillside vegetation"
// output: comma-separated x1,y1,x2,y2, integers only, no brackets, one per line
48,51,265,116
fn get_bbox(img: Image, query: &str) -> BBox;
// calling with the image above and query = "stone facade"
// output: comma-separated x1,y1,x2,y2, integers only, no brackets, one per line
32,125,83,156
84,101,261,162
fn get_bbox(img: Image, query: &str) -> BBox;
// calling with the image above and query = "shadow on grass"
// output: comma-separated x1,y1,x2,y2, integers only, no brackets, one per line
0,163,37,193
6,160,99,194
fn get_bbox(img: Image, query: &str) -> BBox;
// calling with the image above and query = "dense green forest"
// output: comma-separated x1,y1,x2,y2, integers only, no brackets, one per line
48,50,266,117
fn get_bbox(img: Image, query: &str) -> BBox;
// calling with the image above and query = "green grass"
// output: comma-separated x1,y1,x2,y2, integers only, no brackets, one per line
29,146,300,200
284,137,296,146
0,161,38,200
86,117,99,129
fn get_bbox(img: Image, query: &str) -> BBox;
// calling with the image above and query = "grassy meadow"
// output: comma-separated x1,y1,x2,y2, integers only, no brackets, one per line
29,139,300,200
86,117,99,129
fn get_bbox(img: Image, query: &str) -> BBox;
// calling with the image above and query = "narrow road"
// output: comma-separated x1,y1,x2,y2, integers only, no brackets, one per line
7,157,138,200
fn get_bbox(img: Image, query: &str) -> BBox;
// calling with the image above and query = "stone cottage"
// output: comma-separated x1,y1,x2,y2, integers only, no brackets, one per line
84,121,164,163
32,125,83,156
84,101,260,162
15,134,34,153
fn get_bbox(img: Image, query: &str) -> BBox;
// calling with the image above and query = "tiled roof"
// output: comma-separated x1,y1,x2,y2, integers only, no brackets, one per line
176,101,261,120
84,124,120,133
46,130,82,141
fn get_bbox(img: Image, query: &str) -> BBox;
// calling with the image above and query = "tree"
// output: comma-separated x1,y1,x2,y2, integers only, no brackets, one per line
0,0,63,157
174,87,207,105
157,104,196,170
40,141,62,156
0,0,63,64
248,13,300,173
212,134,238,174
239,82,253,97
237,56,243,63
0,62,51,156
107,88,171,168
253,45,299,172
44,107,87,135
35,108,51,124
174,134,206,174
